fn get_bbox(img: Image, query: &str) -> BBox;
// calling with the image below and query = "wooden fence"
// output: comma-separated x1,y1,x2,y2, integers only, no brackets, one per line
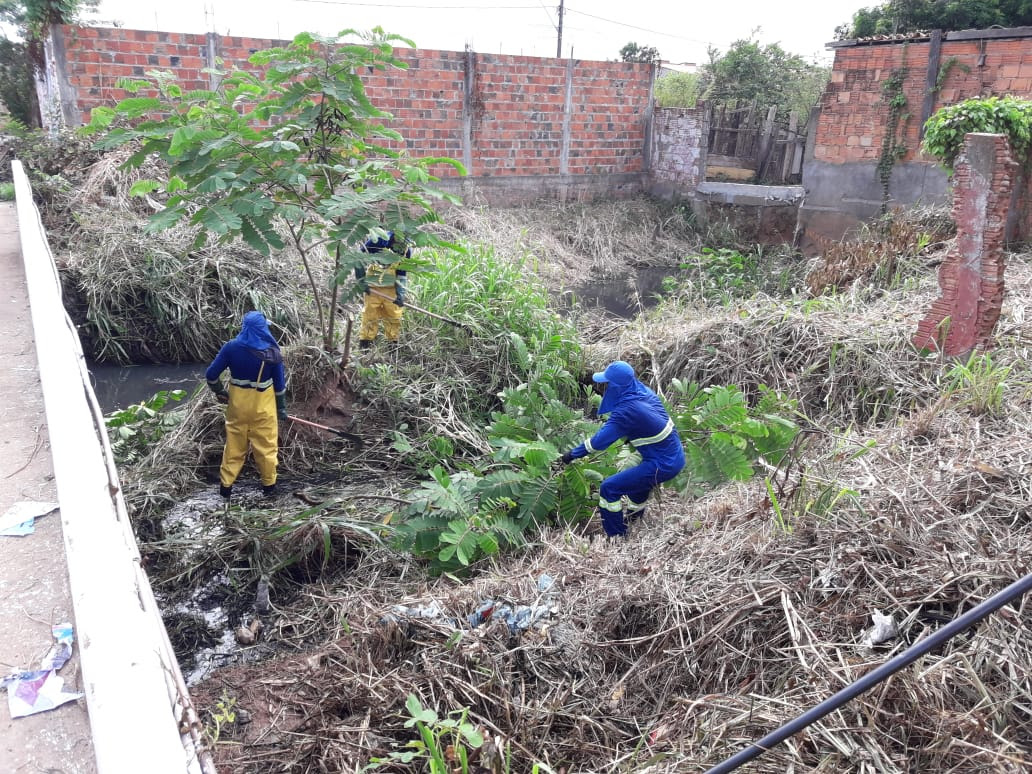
706,102,806,184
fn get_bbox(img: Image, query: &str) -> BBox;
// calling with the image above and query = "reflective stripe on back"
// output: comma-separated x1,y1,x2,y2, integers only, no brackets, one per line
229,377,274,390
630,418,674,447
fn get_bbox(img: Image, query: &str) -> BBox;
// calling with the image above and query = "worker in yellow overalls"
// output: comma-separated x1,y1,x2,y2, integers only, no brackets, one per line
206,311,287,499
355,231,410,350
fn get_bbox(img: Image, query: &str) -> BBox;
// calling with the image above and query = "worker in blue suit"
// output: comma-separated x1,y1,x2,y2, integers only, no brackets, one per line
206,311,287,499
559,361,685,537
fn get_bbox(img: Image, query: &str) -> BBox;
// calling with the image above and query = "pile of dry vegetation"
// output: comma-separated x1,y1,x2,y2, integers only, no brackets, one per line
184,211,1031,772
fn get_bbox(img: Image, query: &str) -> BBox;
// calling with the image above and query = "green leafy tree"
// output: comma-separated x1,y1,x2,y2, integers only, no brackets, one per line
703,35,829,119
654,71,701,108
836,0,1032,39
620,41,661,63
87,29,465,351
0,37,37,125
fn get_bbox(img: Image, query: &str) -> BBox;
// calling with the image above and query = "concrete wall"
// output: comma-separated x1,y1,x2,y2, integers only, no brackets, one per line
798,26,1032,249
47,25,655,205
648,105,708,198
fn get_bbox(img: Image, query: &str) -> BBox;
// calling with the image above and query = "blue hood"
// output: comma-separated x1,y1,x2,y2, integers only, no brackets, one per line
236,311,282,364
594,360,651,415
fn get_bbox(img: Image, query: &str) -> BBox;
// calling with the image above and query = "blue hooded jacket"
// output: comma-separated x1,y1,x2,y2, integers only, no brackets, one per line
568,361,685,477
206,312,286,395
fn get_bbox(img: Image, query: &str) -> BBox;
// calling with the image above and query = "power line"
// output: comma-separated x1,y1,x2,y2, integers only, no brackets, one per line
565,5,711,45
294,0,540,8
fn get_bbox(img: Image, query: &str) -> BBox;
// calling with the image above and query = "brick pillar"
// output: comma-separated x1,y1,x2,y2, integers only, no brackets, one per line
912,133,1015,356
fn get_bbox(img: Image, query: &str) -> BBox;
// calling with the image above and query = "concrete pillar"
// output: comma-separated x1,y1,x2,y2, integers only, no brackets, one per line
461,48,475,177
41,26,82,131
205,32,222,91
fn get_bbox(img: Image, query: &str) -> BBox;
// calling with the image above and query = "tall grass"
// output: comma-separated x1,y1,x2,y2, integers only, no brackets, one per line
362,240,585,465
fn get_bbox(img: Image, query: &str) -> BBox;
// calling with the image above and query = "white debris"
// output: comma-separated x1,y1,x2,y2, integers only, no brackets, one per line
861,609,898,649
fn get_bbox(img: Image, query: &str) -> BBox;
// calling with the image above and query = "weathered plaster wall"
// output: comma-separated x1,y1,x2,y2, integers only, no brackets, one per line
649,105,708,198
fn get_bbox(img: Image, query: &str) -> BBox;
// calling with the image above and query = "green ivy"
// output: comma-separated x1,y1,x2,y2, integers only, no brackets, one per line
933,56,969,94
877,66,909,209
923,95,1032,170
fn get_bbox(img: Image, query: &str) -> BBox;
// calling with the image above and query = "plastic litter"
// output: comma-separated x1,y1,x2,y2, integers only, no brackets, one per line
0,501,59,536
467,574,558,632
2,623,83,718
861,609,898,648
386,574,559,634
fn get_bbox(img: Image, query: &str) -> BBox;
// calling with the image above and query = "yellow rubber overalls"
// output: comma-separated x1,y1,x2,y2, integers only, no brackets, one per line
360,262,404,342
220,362,278,488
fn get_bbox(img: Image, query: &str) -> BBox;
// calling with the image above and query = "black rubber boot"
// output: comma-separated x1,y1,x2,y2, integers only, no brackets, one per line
262,483,277,497
219,484,233,499
358,339,373,350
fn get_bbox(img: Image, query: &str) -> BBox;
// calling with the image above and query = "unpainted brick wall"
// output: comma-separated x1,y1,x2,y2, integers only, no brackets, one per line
53,26,652,186
816,36,1032,166
913,133,1014,355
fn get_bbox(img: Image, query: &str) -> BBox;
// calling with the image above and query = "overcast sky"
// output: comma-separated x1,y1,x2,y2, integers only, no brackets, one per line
91,1,871,65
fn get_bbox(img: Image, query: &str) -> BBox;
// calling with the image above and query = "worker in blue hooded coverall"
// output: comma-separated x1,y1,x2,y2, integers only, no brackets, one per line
206,311,287,499
355,231,410,349
559,361,685,537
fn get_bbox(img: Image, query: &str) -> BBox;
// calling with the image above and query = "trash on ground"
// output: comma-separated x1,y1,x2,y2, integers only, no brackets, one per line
0,501,59,536
861,609,898,649
2,623,83,718
387,575,558,635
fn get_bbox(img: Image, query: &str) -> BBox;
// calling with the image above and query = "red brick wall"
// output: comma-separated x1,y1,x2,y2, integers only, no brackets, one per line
817,36,1032,166
569,62,649,175
55,26,651,183
61,26,213,103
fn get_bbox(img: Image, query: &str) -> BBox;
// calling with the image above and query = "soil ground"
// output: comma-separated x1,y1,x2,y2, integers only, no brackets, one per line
0,202,95,771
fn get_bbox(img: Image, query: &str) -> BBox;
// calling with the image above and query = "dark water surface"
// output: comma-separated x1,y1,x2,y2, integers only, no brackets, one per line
564,267,676,317
88,362,206,413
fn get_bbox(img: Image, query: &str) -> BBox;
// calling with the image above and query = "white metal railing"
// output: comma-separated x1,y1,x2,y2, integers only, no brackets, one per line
12,160,214,774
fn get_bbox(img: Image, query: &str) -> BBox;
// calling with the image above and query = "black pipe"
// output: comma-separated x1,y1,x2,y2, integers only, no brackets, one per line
705,571,1032,774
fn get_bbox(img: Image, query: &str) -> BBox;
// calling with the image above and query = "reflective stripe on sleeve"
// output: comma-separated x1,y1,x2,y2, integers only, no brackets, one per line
630,418,674,447
585,437,596,453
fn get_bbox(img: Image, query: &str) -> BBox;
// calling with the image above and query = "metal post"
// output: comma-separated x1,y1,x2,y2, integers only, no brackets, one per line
706,571,1032,774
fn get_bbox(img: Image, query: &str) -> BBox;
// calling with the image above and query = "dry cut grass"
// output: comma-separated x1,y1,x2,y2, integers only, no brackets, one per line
188,249,1032,772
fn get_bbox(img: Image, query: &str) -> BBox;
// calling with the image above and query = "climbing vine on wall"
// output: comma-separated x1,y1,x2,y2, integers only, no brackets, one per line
934,56,969,94
877,64,909,211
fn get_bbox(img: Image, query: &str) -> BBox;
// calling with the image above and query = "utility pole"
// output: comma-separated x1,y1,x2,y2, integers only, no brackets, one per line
556,0,564,58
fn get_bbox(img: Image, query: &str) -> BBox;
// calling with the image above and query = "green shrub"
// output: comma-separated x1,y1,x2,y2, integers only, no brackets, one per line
923,96,1032,169
104,389,188,464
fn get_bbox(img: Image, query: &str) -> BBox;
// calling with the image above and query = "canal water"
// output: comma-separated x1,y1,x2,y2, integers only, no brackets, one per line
88,362,206,413
560,267,676,317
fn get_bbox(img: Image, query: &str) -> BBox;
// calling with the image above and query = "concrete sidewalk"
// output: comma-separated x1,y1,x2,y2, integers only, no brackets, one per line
0,201,96,771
